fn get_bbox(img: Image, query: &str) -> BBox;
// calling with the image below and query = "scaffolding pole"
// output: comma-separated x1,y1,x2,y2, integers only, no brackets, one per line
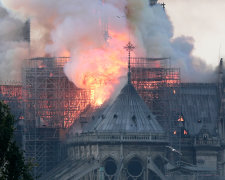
130,57,181,146
22,57,92,178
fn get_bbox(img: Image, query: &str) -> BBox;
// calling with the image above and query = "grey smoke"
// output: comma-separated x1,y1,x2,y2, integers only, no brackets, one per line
1,0,216,84
129,2,215,82
0,6,28,82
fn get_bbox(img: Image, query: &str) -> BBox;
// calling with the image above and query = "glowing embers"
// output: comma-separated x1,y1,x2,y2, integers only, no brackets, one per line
0,85,22,99
178,115,184,122
63,88,92,128
173,129,188,136
166,70,180,84
126,157,143,179
173,89,176,94
104,157,117,179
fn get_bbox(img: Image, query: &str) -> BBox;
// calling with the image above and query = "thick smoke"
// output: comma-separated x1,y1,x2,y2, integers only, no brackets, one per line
126,0,215,81
1,0,215,94
0,6,28,82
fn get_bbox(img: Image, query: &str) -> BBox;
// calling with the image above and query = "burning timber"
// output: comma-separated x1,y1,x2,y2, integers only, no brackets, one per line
23,57,92,128
22,57,94,177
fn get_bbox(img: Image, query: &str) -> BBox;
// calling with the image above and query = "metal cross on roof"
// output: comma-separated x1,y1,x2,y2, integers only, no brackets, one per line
124,41,135,84
161,2,166,10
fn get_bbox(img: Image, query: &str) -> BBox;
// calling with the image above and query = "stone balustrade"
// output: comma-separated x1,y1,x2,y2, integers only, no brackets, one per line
67,132,168,144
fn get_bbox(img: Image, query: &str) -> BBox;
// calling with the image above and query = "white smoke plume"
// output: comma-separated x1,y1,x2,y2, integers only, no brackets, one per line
1,0,215,94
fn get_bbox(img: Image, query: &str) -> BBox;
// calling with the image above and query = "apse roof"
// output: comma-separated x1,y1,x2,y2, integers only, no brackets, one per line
86,83,164,133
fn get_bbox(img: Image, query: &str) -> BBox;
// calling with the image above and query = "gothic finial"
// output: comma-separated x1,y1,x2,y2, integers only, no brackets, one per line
124,41,135,84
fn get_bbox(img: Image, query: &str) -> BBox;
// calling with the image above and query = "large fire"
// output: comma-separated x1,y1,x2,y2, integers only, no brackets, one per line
64,31,129,106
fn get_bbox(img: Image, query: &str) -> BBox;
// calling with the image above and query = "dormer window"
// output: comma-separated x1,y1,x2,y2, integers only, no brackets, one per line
203,133,208,140
178,115,184,127
132,115,137,127
178,115,184,122
113,114,118,119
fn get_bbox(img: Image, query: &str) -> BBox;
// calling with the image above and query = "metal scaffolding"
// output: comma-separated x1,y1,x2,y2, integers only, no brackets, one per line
130,57,181,138
0,81,23,114
22,57,92,178
0,55,182,178
0,82,24,147
23,57,92,128
0,82,24,123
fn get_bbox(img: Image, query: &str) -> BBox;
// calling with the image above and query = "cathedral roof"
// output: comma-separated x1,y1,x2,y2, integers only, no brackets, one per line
86,83,164,133
169,83,218,136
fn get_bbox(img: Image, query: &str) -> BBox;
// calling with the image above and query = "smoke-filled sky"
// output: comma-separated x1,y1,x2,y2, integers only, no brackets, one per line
163,0,225,67
0,0,222,101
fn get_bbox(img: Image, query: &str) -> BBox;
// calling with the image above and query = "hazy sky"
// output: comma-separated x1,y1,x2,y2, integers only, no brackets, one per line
163,0,225,67
1,0,224,68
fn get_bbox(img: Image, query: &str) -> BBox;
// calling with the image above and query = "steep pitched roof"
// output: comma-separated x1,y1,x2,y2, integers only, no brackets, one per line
86,83,164,133
39,158,100,180
169,83,219,135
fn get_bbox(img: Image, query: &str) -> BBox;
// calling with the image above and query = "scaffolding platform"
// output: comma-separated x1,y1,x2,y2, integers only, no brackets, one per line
23,57,92,178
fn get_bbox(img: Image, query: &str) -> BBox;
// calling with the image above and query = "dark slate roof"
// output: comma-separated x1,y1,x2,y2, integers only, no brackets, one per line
69,104,106,136
169,83,219,136
39,158,99,180
86,83,164,133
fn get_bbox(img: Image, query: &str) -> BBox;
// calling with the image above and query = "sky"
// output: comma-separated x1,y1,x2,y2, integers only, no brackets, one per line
1,0,224,68
163,0,225,67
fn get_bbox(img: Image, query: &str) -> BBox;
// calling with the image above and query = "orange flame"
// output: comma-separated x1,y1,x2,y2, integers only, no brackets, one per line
66,30,130,106
60,49,71,57
178,116,184,122
173,89,176,94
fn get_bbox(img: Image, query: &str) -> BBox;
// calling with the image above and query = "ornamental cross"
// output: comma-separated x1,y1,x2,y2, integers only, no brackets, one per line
161,2,166,10
124,41,135,84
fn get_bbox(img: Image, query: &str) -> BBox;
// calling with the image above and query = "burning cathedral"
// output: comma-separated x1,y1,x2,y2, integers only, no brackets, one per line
36,47,225,180
1,0,225,180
